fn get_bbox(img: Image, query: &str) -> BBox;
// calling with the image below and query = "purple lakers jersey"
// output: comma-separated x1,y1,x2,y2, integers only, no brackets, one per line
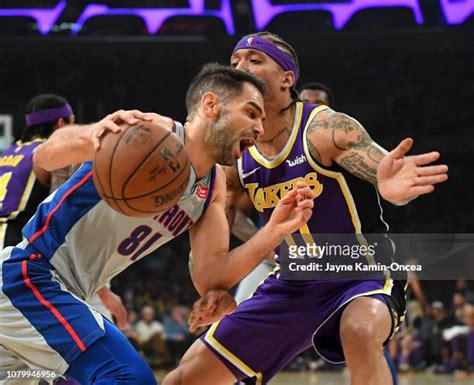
0,139,50,248
237,102,389,238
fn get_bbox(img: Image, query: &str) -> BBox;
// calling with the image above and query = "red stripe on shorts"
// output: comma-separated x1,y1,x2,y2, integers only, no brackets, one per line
21,258,86,352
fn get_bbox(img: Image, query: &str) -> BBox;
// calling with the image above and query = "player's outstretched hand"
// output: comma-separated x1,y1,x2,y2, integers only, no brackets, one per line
91,109,150,150
188,290,237,332
377,138,448,205
268,182,314,236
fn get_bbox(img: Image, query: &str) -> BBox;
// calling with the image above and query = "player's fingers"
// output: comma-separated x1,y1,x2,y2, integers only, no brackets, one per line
412,151,440,166
198,300,216,317
296,198,314,211
188,316,201,332
192,298,206,313
203,299,217,315
295,181,309,189
414,174,448,186
108,110,127,123
296,186,314,200
390,138,413,159
280,189,297,203
301,208,313,222
141,113,157,122
109,109,125,118
125,109,146,119
102,120,122,134
114,111,140,126
409,185,435,196
188,312,200,330
417,164,448,176
92,134,102,150
196,299,208,313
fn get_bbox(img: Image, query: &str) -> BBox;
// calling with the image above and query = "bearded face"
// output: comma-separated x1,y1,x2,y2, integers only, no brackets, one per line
204,109,241,166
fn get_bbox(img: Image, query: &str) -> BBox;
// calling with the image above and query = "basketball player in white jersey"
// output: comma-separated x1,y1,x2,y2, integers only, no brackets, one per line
0,64,315,385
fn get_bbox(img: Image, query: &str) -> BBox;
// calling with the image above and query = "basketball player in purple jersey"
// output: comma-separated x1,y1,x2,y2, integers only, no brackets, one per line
162,33,448,385
0,94,74,250
0,94,127,327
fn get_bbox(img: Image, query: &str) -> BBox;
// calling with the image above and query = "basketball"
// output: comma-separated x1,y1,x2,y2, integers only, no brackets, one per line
93,120,190,217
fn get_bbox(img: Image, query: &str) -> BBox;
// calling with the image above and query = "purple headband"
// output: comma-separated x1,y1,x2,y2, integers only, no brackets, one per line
25,104,73,126
233,35,299,84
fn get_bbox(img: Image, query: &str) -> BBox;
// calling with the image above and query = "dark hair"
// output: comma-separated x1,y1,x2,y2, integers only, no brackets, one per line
245,31,300,108
299,82,335,107
185,63,266,117
22,94,72,141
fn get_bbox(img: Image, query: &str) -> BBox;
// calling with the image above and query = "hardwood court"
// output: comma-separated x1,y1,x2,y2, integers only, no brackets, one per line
156,371,472,384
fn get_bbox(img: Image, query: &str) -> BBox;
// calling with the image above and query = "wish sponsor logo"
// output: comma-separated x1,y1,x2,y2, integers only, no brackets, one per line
286,154,306,167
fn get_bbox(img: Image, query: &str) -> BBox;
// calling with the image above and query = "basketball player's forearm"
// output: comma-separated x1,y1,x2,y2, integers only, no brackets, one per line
308,110,387,185
194,225,280,293
335,142,387,186
232,213,276,263
34,125,95,171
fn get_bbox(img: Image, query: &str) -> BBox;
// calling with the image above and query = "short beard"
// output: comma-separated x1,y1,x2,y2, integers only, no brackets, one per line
204,110,236,166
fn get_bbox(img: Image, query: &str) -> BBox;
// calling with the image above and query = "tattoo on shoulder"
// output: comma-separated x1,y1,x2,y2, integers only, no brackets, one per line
307,139,322,163
308,110,370,149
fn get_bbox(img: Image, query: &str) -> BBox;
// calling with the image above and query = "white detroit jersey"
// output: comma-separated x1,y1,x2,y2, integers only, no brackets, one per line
22,122,215,301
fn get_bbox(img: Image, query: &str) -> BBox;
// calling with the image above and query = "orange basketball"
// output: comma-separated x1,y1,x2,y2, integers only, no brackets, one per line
93,120,190,217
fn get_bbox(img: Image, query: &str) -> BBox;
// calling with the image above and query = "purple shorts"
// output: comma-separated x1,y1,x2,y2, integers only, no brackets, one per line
200,274,405,384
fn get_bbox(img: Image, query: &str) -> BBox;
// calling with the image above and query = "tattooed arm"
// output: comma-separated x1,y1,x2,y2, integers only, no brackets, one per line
306,109,385,185
306,108,448,205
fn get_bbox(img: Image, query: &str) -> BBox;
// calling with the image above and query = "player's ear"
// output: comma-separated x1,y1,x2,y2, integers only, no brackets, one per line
201,92,220,118
281,71,295,90
54,118,66,130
